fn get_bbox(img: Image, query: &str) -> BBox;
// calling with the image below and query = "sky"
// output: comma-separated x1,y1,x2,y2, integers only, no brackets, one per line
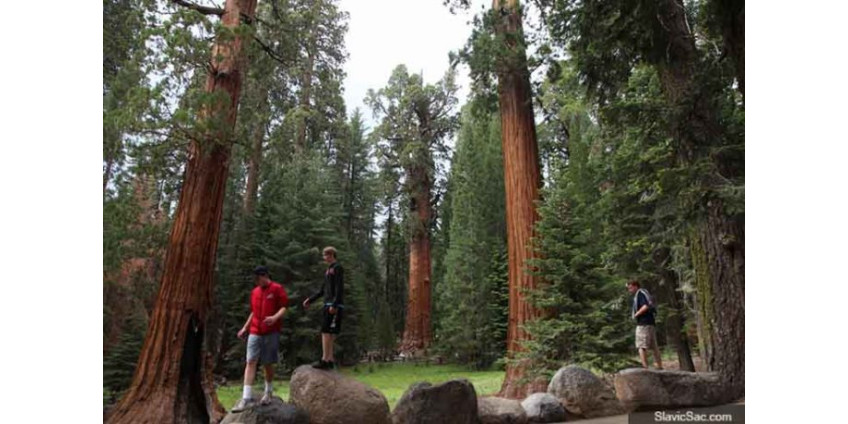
339,0,487,128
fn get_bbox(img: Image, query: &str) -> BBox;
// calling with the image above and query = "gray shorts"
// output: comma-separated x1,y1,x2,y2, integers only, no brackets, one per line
246,332,280,365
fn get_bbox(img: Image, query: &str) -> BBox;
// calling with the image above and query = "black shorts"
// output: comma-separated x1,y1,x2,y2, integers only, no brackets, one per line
321,306,343,334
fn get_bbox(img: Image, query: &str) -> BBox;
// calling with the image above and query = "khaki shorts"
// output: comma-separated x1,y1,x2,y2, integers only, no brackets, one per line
635,325,657,350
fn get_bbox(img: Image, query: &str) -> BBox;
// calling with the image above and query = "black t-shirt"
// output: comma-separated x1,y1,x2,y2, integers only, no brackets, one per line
634,290,655,326
308,262,344,308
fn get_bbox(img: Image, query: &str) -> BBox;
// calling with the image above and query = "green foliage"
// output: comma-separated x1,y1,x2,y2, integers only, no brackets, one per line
519,64,635,376
435,101,508,369
103,319,146,401
367,64,459,344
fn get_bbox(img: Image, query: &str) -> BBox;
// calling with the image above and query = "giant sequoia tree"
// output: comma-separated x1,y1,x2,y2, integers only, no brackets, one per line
491,0,547,398
107,0,259,422
447,0,547,397
367,65,458,353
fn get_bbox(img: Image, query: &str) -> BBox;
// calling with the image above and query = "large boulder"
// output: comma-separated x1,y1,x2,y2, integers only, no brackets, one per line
520,393,566,423
289,365,390,424
220,396,309,424
391,379,478,424
613,368,724,412
547,365,624,418
478,396,528,424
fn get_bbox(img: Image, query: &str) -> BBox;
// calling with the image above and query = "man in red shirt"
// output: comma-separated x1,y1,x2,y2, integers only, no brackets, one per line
231,266,288,412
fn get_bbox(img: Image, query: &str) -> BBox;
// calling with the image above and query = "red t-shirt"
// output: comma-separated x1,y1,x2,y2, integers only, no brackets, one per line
249,281,288,335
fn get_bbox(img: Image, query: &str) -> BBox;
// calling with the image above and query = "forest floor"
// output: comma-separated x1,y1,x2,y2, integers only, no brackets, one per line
215,361,505,410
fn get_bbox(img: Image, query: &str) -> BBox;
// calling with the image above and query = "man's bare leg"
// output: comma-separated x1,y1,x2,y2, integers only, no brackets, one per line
261,363,274,402
244,360,258,387
638,348,649,368
652,342,663,369
264,363,274,386
321,333,331,361
326,334,335,362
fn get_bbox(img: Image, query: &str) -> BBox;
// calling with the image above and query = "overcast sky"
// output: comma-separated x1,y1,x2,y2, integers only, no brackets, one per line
339,0,487,128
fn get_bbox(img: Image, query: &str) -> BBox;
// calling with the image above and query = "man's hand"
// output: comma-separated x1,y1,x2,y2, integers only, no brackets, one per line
302,298,311,308
328,306,337,315
263,316,278,326
237,327,247,340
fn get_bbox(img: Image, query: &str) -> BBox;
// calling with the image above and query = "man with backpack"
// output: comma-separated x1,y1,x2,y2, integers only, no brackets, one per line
627,280,663,369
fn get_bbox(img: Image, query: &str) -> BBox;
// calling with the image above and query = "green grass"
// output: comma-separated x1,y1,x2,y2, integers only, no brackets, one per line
216,362,505,410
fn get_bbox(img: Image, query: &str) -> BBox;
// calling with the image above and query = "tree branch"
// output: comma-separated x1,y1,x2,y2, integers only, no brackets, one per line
172,0,224,16
252,35,289,66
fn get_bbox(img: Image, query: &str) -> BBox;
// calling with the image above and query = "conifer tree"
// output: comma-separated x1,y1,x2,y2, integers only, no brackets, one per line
367,65,459,353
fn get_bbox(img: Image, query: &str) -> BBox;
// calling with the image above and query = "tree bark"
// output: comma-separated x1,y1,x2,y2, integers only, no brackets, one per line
695,202,744,397
493,0,547,399
400,169,432,353
655,0,744,401
295,47,314,153
107,1,258,422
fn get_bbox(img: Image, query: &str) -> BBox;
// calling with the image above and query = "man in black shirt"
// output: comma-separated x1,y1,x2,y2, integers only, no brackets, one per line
303,246,344,370
627,280,663,369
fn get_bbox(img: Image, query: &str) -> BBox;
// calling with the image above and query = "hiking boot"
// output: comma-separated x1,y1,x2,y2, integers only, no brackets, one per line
325,360,336,370
260,392,273,405
312,360,327,369
231,397,254,413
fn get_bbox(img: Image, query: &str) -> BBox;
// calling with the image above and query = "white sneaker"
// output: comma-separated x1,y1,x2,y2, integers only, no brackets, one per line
232,397,254,413
260,391,273,405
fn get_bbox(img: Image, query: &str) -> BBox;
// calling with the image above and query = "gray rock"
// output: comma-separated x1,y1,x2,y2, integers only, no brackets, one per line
478,396,528,424
547,365,624,418
520,393,566,423
289,365,390,424
220,396,309,424
613,368,724,412
391,379,478,424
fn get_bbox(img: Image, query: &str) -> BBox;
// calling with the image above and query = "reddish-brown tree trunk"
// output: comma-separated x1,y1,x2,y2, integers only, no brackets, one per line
400,170,432,353
493,0,547,399
107,1,258,422
656,0,744,401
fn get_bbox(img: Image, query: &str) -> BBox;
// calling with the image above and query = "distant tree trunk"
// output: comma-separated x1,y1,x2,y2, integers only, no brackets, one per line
107,1,258,422
295,50,314,153
401,169,432,352
104,158,115,193
385,201,393,303
654,247,695,372
656,0,744,401
243,95,269,216
493,0,547,399
717,0,744,96
345,150,356,237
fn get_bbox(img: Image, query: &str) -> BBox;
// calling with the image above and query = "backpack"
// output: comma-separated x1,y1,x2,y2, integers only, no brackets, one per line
633,288,657,317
